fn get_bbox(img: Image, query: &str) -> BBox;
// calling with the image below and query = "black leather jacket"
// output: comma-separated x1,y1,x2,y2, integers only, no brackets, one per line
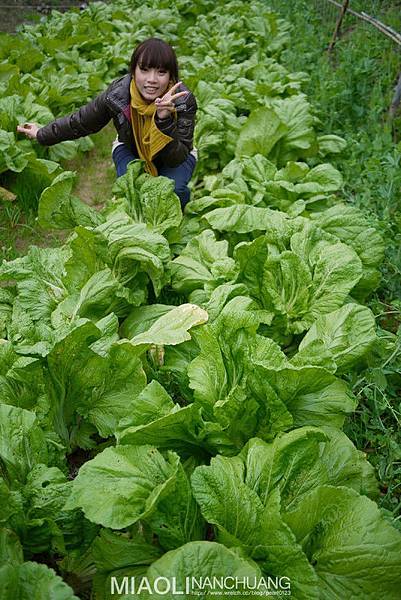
37,74,197,168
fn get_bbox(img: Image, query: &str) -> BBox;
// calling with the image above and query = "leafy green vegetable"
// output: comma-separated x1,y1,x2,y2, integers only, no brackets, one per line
0,561,79,600
116,381,204,454
297,303,377,372
129,304,208,347
109,162,182,233
235,222,363,335
95,212,171,296
284,486,401,599
191,429,398,598
171,229,237,295
144,541,262,595
310,204,385,298
236,106,288,158
66,445,179,529
38,171,103,230
0,405,47,484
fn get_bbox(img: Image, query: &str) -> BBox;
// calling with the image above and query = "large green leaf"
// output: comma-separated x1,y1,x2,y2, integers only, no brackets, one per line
0,405,47,485
12,463,95,556
239,430,326,507
0,129,33,174
66,445,180,529
310,204,385,298
191,428,385,597
236,106,288,158
283,486,401,599
119,304,174,340
140,176,183,233
187,326,228,419
62,225,109,293
317,134,347,156
299,163,343,193
75,341,147,438
261,251,312,332
110,164,182,233
38,171,103,230
51,268,139,329
0,528,23,566
263,161,342,214
0,341,46,412
270,94,316,164
0,561,79,600
145,541,262,597
95,212,171,296
129,304,208,347
308,240,362,318
45,320,147,442
192,455,264,547
252,363,356,428
240,429,378,510
171,229,237,294
297,303,377,372
145,460,206,550
191,447,319,599
0,245,69,328
205,205,290,234
253,491,319,600
92,528,162,572
44,320,102,445
235,224,363,335
91,528,162,599
188,300,291,445
117,383,204,455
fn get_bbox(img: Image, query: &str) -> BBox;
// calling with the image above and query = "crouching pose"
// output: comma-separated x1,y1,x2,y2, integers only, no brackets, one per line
17,37,197,207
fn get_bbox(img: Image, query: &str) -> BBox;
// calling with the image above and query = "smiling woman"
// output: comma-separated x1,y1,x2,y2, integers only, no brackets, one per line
131,37,179,101
16,37,198,206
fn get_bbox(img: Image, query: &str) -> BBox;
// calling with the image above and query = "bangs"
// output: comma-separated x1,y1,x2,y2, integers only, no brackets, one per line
138,46,170,70
130,38,179,82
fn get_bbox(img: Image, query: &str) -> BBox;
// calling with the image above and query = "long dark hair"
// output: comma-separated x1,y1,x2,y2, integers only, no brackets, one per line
129,38,179,83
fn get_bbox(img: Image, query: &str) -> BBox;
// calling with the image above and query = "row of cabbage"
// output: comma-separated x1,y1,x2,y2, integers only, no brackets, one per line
2,0,339,196
1,0,401,599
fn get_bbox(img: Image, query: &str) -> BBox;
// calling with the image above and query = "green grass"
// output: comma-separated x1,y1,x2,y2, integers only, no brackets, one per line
0,202,64,262
269,0,401,514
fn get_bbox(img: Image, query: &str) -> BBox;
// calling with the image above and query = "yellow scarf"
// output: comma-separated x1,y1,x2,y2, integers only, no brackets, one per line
130,78,174,176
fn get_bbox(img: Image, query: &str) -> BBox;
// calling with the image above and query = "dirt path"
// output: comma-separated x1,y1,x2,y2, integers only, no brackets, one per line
62,123,117,209
0,123,116,262
0,0,90,33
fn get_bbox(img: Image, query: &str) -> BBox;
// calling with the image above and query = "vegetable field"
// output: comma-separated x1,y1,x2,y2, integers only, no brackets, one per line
1,1,401,598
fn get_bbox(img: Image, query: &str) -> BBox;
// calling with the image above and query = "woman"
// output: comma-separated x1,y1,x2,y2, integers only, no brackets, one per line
17,38,197,207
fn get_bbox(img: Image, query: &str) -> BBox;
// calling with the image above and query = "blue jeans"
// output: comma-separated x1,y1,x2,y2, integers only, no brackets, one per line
112,144,196,207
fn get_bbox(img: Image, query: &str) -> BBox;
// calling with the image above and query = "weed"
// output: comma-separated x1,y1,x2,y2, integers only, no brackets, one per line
270,0,401,512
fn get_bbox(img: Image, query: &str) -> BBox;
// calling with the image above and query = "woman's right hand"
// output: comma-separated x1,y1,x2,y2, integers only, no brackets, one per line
16,123,40,139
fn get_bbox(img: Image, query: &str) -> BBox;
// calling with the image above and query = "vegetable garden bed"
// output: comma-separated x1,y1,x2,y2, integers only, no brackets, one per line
0,0,400,598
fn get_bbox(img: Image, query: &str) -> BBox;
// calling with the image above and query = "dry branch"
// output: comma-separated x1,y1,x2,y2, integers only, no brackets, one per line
0,186,16,202
325,0,401,46
328,0,349,53
389,73,401,121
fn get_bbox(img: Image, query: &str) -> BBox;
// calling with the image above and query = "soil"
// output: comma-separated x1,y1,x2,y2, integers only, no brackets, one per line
72,159,112,208
67,447,91,479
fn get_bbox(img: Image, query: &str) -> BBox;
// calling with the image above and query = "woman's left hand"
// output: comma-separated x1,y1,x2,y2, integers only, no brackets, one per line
155,81,188,119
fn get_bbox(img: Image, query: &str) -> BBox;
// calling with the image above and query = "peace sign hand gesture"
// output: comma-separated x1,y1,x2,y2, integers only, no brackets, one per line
155,81,188,119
